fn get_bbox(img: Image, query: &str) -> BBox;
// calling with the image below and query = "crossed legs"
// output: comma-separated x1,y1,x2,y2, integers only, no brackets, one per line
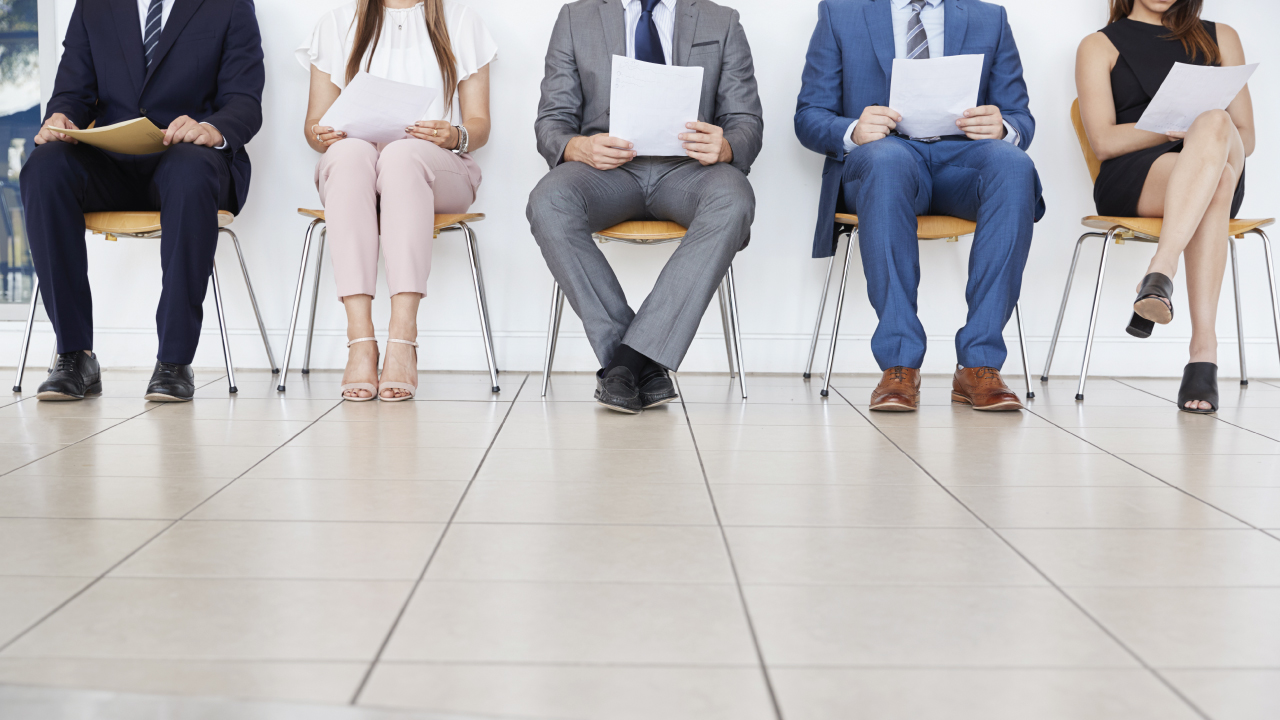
1135,109,1245,409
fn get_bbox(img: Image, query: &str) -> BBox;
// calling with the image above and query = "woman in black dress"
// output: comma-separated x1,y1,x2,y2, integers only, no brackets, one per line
1076,0,1255,413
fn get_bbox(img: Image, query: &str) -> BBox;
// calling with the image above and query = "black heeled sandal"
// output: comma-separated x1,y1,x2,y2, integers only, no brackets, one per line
1126,313,1155,338
1177,362,1219,415
1134,272,1175,325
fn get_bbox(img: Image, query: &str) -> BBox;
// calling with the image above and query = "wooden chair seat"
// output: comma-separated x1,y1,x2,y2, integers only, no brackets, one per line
296,208,485,237
594,220,688,242
85,210,235,236
1082,216,1275,240
835,213,977,241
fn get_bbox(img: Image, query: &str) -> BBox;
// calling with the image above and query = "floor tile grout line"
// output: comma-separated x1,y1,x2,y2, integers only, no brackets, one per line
0,390,343,657
825,382,1214,720
1032,381,1280,544
348,373,530,706
674,376,787,720
1111,378,1280,442
0,373,230,479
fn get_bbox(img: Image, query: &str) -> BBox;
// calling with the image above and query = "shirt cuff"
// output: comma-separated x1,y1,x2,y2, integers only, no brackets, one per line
843,119,859,153
1002,120,1019,146
201,122,229,150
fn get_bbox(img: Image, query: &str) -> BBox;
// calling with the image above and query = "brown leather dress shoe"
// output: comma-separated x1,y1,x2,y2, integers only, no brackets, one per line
952,366,1023,411
870,367,920,412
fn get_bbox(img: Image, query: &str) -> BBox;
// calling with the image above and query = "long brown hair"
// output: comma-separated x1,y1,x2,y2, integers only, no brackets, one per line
1109,0,1220,65
346,0,458,114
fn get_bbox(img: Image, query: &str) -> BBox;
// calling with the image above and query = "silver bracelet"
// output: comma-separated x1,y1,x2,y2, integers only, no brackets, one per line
452,124,469,154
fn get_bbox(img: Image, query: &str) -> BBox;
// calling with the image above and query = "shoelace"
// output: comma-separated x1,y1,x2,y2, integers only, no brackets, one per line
53,353,81,374
888,367,909,383
154,363,183,378
974,367,1000,381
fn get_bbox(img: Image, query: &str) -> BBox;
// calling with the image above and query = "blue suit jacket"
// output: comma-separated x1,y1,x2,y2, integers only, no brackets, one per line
795,0,1036,258
46,0,265,213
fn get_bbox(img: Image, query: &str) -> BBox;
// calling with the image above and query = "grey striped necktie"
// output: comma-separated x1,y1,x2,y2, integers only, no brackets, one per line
143,0,164,68
906,0,930,60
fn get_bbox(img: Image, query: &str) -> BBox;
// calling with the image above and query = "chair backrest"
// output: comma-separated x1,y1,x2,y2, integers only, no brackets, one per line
1071,99,1103,183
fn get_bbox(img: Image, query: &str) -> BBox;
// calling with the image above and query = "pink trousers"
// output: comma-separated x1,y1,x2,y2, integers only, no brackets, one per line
316,138,482,299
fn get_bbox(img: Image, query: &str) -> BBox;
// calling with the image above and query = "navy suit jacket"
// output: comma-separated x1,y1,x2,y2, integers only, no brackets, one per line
46,0,265,213
795,0,1037,258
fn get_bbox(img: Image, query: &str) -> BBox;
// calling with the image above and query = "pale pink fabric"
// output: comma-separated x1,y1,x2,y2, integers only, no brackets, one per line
316,138,482,299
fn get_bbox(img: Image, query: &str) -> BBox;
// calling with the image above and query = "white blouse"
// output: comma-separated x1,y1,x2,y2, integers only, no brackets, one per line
297,0,497,125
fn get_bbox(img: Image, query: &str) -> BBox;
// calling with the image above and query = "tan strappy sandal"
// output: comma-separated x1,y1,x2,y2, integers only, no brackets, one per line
378,338,419,402
340,337,379,402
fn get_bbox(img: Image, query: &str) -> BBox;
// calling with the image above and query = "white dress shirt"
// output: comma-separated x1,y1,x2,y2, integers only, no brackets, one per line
136,0,175,35
624,0,677,63
844,0,1019,150
138,0,228,148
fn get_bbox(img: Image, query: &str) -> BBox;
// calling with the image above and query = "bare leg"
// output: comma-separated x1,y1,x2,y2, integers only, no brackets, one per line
342,294,378,400
1134,109,1245,411
381,292,421,400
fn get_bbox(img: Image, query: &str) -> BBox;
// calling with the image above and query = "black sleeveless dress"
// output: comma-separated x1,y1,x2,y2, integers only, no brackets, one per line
1094,18,1245,218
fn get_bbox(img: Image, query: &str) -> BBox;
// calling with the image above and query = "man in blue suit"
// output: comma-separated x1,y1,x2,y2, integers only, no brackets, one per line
795,0,1044,412
20,0,264,402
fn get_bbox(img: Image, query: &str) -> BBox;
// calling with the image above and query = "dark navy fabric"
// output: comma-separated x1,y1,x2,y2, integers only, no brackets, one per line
22,0,264,364
795,0,1042,259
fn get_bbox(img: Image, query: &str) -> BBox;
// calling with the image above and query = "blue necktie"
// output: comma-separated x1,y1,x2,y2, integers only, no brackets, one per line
635,0,665,65
143,0,164,67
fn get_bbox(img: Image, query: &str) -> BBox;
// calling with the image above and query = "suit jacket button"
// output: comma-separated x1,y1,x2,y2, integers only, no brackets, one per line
139,108,147,115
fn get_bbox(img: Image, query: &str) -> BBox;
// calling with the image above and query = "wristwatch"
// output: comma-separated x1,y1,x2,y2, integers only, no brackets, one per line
452,124,469,154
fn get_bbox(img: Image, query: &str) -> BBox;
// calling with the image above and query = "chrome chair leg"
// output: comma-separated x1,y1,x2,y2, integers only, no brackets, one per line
725,264,747,399
464,224,500,376
278,219,321,392
225,228,278,373
11,279,40,393
210,261,237,394
302,228,326,375
463,223,500,393
1014,302,1034,400
1076,228,1120,401
1229,237,1248,386
804,251,838,379
821,232,857,398
540,281,565,397
718,282,736,378
1253,229,1280,372
1041,233,1098,382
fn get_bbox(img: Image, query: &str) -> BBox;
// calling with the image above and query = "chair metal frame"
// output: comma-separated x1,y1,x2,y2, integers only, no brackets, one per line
11,223,277,395
1040,224,1280,400
803,220,1035,401
277,214,500,393
540,230,748,399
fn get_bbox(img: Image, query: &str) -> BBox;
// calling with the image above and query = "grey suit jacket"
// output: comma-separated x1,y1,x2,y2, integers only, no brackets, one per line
535,0,765,176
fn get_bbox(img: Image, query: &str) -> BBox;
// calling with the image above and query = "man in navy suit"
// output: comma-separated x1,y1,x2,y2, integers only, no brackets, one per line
795,0,1044,412
20,0,264,402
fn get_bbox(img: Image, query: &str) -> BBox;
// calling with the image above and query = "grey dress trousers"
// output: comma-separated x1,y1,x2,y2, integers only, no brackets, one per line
527,0,764,371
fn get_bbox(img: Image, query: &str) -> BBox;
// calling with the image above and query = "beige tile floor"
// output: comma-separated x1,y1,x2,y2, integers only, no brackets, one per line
1,368,1279,720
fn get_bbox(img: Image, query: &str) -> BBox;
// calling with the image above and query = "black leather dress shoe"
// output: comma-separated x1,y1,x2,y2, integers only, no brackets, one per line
595,367,642,414
36,352,102,401
639,366,678,408
145,362,196,402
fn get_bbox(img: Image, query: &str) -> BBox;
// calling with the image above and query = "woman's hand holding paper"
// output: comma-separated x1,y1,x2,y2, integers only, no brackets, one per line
311,124,346,151
408,120,458,149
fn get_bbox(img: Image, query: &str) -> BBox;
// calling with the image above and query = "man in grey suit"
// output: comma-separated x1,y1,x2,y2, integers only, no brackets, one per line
528,0,763,414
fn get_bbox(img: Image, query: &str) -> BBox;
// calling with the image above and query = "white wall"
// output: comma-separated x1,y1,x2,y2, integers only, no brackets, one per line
7,0,1280,377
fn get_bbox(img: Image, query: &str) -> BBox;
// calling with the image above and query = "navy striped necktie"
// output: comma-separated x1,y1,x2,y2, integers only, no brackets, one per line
635,0,665,65
143,0,164,68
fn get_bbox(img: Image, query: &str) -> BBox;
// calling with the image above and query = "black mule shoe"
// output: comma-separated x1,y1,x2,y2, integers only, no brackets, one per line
1126,313,1156,338
595,367,642,414
1134,272,1175,325
1177,362,1218,415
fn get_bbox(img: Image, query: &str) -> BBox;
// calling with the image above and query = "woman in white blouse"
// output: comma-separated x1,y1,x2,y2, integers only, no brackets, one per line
299,0,496,401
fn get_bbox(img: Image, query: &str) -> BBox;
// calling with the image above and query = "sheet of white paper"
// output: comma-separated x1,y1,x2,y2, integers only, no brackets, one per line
609,56,704,157
1135,62,1258,134
889,55,985,139
320,72,435,145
